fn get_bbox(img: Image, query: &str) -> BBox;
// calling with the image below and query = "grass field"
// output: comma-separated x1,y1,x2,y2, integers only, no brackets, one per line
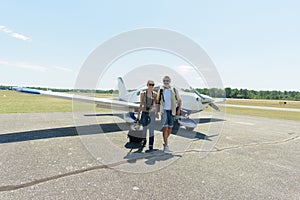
0,91,111,113
220,98,300,121
1,90,299,121
226,98,300,109
218,106,300,121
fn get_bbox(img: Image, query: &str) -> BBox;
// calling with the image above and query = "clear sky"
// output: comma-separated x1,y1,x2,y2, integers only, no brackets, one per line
1,0,299,91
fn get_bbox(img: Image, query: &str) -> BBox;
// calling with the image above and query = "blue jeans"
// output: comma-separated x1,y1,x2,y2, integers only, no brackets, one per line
141,112,155,148
162,110,174,128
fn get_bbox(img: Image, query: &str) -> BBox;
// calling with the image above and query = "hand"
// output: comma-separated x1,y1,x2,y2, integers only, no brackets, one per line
150,107,156,112
155,113,159,119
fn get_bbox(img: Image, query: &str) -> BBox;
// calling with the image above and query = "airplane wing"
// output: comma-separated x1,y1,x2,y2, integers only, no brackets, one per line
13,87,139,111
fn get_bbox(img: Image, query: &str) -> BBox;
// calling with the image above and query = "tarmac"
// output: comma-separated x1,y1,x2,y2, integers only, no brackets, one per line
0,111,299,199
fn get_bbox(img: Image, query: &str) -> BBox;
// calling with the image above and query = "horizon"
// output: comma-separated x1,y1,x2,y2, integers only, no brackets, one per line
1,84,300,93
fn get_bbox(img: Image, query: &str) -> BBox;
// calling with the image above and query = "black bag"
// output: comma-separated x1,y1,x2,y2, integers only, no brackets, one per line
127,121,144,143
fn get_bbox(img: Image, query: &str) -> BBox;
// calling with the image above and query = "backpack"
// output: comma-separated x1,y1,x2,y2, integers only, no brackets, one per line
127,121,144,143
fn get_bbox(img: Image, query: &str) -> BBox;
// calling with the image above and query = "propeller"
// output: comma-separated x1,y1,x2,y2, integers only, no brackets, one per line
189,86,220,111
209,102,220,111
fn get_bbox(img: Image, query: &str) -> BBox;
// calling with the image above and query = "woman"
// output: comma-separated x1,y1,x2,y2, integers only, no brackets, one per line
136,80,157,152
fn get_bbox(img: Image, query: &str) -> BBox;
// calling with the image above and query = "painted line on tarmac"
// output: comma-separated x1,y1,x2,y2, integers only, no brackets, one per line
234,121,255,126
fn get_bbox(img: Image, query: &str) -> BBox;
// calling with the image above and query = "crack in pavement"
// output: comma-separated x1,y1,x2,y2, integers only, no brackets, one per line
0,151,179,192
0,133,298,192
213,133,299,152
185,133,299,153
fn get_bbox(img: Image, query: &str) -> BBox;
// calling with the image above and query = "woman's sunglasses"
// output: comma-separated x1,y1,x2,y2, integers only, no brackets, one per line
148,83,155,86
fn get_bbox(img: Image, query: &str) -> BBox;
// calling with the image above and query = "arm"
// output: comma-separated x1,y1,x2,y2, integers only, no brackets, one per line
176,99,182,116
155,90,160,118
175,89,182,115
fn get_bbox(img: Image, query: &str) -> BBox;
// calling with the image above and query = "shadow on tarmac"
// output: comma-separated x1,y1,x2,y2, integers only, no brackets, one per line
0,114,224,144
123,148,182,166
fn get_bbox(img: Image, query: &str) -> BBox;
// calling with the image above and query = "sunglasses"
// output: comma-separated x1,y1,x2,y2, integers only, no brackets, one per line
163,80,170,83
148,83,155,86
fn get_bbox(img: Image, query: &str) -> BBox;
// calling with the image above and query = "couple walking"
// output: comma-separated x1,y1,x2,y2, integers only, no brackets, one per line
136,76,182,153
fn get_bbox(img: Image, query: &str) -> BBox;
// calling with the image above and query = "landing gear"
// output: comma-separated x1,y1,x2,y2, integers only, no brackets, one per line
185,127,195,131
178,117,197,132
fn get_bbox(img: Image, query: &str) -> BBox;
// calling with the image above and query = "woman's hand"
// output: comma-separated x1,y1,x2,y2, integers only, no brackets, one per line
155,112,159,119
136,112,141,121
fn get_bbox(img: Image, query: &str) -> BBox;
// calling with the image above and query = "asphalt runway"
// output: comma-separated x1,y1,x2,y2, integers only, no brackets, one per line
0,111,299,199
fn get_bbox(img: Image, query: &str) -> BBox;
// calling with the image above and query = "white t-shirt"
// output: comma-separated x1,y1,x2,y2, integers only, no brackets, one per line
163,89,172,110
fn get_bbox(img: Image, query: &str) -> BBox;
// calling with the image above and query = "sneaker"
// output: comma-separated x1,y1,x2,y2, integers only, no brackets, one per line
145,149,154,153
163,145,169,153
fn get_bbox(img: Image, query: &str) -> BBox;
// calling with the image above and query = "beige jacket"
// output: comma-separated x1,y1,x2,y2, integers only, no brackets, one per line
156,87,181,116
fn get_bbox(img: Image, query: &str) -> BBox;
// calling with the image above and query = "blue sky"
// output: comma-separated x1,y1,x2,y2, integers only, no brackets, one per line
0,0,299,91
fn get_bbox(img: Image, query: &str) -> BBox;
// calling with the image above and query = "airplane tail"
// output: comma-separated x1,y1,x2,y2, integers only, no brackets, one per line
117,77,128,98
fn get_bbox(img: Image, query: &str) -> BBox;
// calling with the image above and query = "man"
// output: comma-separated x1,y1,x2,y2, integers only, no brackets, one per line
156,76,181,153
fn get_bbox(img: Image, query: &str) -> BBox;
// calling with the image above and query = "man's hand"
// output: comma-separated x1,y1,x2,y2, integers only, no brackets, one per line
176,108,181,116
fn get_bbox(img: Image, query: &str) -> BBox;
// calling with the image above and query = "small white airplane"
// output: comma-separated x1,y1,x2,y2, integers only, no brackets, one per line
13,77,225,131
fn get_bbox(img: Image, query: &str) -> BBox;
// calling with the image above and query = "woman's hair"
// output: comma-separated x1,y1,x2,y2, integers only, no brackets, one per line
147,80,155,85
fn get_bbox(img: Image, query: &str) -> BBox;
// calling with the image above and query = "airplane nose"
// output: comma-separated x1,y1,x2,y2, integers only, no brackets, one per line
202,97,213,103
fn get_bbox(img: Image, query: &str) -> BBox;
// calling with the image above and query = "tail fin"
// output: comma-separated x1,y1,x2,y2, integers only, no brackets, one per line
117,77,128,98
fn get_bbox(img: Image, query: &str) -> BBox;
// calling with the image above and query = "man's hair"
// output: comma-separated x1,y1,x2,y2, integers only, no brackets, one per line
163,75,171,81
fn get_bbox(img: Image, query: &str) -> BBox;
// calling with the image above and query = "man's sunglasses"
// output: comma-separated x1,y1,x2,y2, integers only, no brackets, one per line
163,80,170,83
148,83,155,86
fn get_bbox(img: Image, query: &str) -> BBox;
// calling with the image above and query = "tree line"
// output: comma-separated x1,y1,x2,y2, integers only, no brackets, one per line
0,86,114,94
196,88,300,101
1,85,300,101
